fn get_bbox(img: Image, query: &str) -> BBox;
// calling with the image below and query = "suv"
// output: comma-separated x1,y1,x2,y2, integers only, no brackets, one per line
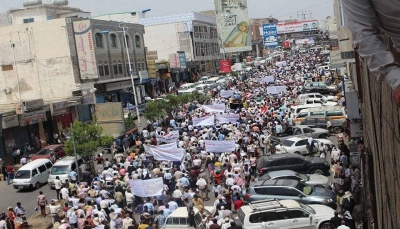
255,170,329,187
257,154,330,175
235,199,334,229
245,180,336,209
304,82,330,94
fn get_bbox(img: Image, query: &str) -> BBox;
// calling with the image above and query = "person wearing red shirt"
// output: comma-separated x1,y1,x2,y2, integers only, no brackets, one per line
234,197,244,210
95,155,104,165
6,164,14,185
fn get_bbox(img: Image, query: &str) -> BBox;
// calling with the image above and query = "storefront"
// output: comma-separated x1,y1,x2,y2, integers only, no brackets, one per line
51,101,79,132
2,114,30,153
20,108,53,146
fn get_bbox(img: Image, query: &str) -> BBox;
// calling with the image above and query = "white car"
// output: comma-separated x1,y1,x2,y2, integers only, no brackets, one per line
257,170,330,187
235,199,334,229
276,137,333,156
298,93,335,102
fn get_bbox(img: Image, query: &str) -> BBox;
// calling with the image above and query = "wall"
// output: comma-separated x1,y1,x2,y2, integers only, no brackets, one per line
11,8,48,25
143,23,180,61
0,13,11,27
0,18,77,103
355,35,400,228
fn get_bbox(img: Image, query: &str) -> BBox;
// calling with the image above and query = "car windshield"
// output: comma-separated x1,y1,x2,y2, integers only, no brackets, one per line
261,174,271,180
296,182,313,195
14,170,30,179
37,149,52,155
282,140,295,147
296,173,309,181
51,165,70,175
237,208,245,224
299,203,316,214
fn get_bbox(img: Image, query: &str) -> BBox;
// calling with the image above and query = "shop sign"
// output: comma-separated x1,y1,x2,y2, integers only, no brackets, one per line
220,60,232,73
139,71,150,83
53,108,69,116
350,123,363,138
95,103,125,137
16,99,45,115
169,53,180,68
177,51,187,69
51,101,68,116
106,80,131,91
2,114,19,129
146,51,158,61
20,109,47,126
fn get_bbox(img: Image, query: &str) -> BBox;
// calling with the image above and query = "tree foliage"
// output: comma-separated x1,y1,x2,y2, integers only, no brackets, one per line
64,120,113,158
124,112,136,130
143,92,210,122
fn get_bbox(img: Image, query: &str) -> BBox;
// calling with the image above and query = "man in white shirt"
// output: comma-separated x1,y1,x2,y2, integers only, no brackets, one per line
225,175,235,187
60,186,69,202
167,200,178,211
53,176,63,201
20,157,27,165
172,186,183,207
125,189,135,210
337,220,351,229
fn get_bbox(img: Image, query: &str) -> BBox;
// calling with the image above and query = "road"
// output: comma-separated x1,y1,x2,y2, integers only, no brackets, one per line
0,178,54,217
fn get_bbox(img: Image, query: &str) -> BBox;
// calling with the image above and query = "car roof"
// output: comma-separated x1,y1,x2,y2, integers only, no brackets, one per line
266,170,297,177
261,153,303,160
53,156,79,166
18,159,51,170
284,137,304,142
240,199,301,214
167,206,214,217
258,179,299,187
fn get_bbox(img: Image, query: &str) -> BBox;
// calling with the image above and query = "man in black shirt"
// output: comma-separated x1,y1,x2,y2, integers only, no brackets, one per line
330,211,342,228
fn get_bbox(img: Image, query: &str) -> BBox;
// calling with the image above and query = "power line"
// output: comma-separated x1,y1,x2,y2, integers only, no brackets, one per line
274,0,334,19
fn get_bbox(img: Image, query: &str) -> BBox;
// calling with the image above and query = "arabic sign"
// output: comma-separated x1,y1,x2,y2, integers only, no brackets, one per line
1,115,19,129
73,20,98,79
95,103,125,137
277,20,319,34
146,51,158,61
263,24,278,47
178,52,187,69
169,53,180,68
139,71,150,83
20,110,47,126
215,0,252,53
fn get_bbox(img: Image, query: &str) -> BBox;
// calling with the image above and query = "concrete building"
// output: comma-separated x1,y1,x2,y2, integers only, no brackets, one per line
249,17,278,57
0,3,147,157
94,12,222,90
0,13,12,27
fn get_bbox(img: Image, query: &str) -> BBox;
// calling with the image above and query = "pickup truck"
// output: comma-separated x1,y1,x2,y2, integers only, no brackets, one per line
270,125,330,143
301,115,345,134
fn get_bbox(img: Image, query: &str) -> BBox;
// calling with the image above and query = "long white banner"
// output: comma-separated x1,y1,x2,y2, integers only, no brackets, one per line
216,113,240,124
220,90,234,98
267,86,287,94
129,177,164,197
144,143,185,161
205,140,235,152
202,104,225,113
156,131,179,143
192,115,215,126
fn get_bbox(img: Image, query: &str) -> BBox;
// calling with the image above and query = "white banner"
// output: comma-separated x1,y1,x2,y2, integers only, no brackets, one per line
192,115,215,127
144,143,184,161
205,140,235,152
128,178,164,197
267,86,287,94
262,76,275,83
202,104,225,113
275,61,287,67
156,131,179,143
216,113,240,124
220,90,234,98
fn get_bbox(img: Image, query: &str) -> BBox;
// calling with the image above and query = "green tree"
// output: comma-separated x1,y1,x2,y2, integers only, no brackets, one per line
143,100,166,122
64,120,113,159
124,112,136,130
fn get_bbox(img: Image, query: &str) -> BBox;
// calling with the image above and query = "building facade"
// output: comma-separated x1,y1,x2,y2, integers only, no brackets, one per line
249,17,278,57
0,4,147,157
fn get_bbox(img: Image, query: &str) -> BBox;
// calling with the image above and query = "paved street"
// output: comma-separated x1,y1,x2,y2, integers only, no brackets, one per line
0,178,54,218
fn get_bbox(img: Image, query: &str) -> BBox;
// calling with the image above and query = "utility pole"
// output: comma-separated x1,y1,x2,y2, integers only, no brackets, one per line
70,123,80,182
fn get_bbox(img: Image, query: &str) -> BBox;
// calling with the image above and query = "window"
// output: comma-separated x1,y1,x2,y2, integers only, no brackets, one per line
281,188,301,196
286,210,310,218
254,187,268,195
126,63,134,74
47,16,53,20
326,110,344,116
104,64,110,76
113,63,118,75
135,35,141,48
303,128,314,133
95,33,104,48
71,163,76,171
38,165,47,173
295,139,308,146
249,212,285,223
118,63,123,74
98,65,105,76
110,34,117,48
32,169,38,177
45,162,53,169
23,18,34,23
125,35,130,48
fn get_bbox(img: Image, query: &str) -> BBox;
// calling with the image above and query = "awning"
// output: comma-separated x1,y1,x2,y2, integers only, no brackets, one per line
330,63,345,69
157,64,168,70
126,127,138,135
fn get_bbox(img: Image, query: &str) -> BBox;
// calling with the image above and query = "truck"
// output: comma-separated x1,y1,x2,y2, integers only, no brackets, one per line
270,125,330,143
301,115,345,134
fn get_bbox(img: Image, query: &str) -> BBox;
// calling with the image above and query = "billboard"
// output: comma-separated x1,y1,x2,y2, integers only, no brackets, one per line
169,53,180,68
277,20,319,34
263,24,278,47
177,52,187,69
95,102,125,137
220,60,232,73
215,0,252,53
73,20,98,79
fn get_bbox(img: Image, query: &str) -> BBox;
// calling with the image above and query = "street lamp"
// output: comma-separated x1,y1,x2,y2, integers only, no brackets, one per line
100,10,151,130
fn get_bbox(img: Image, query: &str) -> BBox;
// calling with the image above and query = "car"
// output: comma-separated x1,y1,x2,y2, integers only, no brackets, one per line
257,153,331,176
162,206,215,229
297,93,335,102
255,170,329,187
198,76,210,84
235,199,334,229
275,137,333,156
304,82,331,94
245,179,336,209
270,125,330,143
303,98,338,106
30,144,65,161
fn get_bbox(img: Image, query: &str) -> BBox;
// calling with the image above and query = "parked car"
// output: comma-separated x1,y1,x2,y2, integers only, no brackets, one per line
270,125,330,143
245,179,336,209
13,159,53,190
301,115,345,134
162,206,215,229
275,137,334,155
30,144,65,161
257,153,331,175
297,93,335,102
48,156,84,189
304,82,331,94
235,199,334,229
255,170,329,187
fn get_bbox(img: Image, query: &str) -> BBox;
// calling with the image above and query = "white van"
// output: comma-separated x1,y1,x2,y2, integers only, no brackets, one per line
48,156,83,188
178,83,195,94
291,104,322,115
180,88,197,95
198,76,210,84
162,206,215,229
195,84,209,94
13,159,53,190
205,77,220,88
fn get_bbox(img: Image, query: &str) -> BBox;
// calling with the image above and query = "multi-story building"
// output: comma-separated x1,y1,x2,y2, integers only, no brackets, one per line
94,12,222,90
0,2,147,157
249,17,278,57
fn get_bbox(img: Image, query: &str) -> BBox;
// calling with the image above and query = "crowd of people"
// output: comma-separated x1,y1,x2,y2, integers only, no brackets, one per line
0,47,364,229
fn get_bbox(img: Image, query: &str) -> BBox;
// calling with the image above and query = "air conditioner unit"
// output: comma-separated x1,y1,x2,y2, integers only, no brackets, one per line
3,87,11,94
